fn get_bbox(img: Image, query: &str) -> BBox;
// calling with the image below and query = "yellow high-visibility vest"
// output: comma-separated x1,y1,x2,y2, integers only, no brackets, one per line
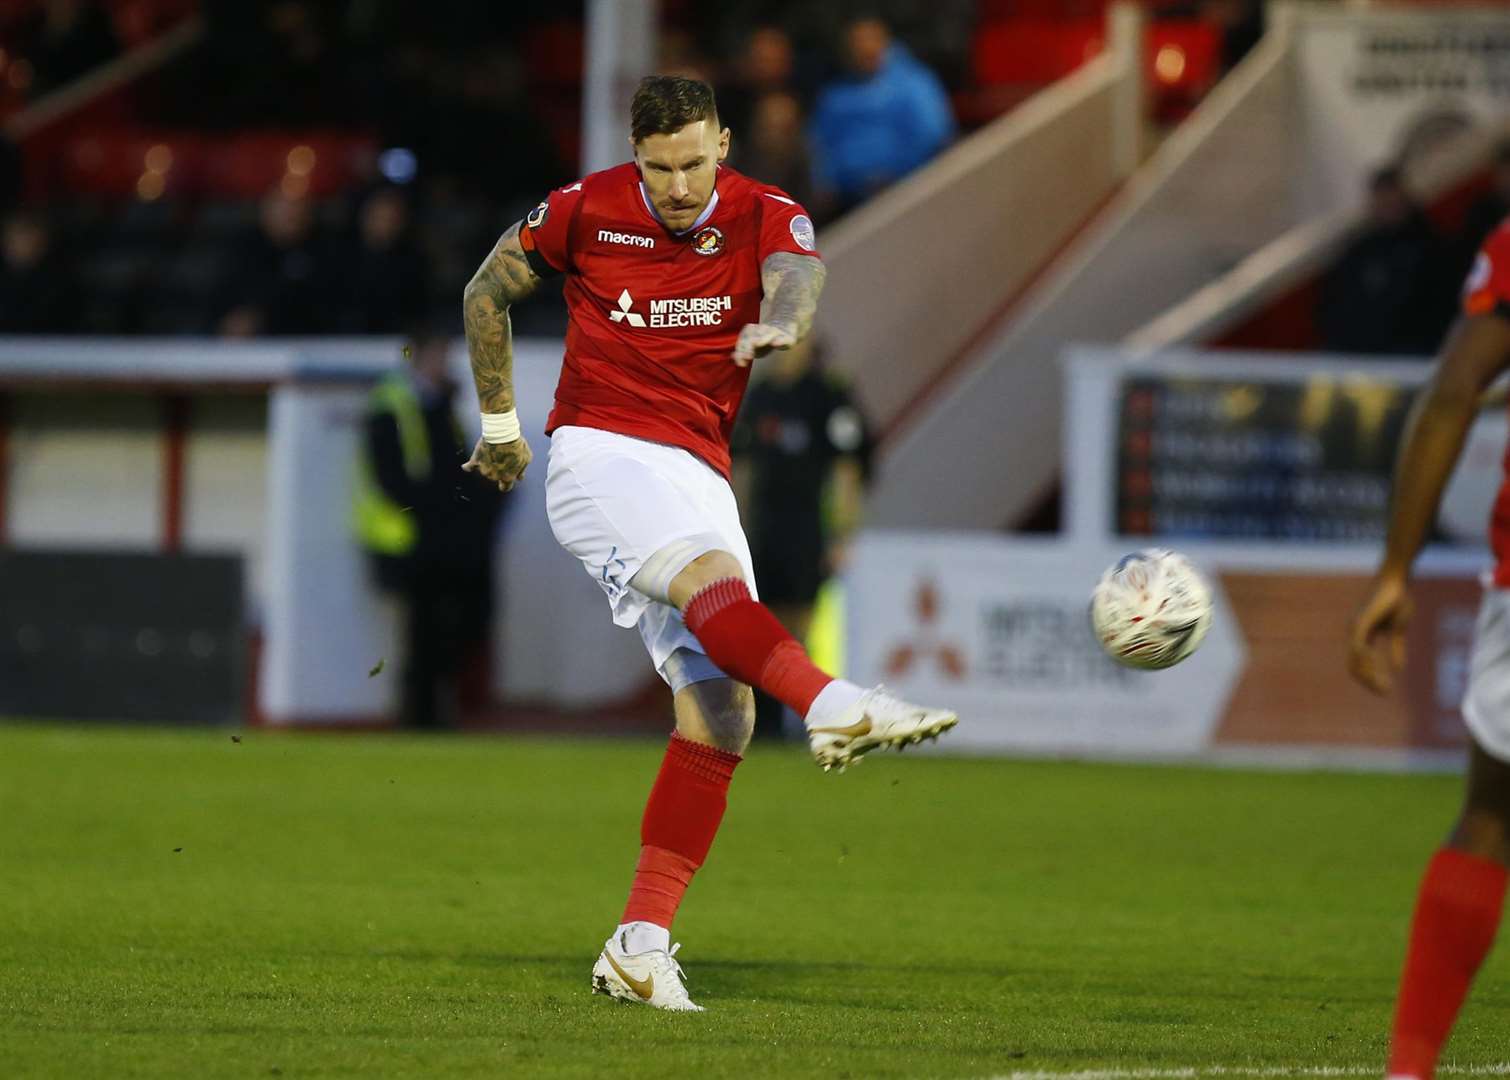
806,578,846,679
352,373,433,557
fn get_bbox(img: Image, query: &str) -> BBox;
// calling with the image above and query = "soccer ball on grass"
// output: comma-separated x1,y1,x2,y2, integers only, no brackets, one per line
1089,548,1212,670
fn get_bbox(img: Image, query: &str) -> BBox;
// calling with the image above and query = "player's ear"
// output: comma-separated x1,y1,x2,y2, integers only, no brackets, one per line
717,127,731,163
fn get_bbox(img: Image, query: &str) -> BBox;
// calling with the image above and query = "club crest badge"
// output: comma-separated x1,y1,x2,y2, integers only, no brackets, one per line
691,226,724,257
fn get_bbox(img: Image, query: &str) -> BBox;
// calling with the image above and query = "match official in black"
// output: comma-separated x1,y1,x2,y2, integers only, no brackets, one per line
732,337,871,739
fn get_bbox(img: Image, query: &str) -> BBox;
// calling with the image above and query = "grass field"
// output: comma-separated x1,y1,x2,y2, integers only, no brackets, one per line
2,721,1507,1079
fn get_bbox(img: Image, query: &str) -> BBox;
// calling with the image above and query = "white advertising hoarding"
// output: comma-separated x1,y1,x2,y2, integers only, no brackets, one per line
845,533,1246,757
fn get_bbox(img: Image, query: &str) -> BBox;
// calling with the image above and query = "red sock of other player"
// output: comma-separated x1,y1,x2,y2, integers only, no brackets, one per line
1388,848,1507,1079
682,578,833,716
621,733,741,932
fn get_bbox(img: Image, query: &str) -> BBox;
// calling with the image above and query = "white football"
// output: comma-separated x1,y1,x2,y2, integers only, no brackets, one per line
1090,549,1213,670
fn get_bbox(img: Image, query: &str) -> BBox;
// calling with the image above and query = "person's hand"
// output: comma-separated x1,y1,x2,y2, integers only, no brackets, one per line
462,435,533,493
1347,573,1413,695
731,322,796,367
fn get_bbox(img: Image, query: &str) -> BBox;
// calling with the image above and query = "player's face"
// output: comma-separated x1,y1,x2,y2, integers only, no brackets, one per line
632,119,730,232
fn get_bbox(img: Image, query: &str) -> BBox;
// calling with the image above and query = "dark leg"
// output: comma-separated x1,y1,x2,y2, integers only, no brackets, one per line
1448,739,1510,865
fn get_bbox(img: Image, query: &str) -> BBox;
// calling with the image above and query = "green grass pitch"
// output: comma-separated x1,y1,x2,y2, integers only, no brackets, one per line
2,721,1507,1079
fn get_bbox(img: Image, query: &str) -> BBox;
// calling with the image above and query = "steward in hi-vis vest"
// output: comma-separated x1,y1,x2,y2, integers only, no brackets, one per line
354,333,504,729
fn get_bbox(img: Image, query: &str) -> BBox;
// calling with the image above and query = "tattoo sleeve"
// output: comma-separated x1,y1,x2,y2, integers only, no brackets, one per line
759,251,827,340
462,222,542,415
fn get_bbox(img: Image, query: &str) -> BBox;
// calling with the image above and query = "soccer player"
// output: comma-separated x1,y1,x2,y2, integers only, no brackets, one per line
459,75,958,1011
1349,217,1510,1078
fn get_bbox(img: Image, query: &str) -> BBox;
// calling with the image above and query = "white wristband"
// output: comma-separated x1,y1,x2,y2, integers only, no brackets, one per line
480,410,521,444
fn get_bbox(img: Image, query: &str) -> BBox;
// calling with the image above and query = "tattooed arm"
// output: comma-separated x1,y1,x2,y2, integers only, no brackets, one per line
461,222,542,492
732,252,828,367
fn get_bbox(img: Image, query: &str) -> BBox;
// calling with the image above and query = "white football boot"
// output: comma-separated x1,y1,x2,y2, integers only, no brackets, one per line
590,931,704,1012
807,685,958,772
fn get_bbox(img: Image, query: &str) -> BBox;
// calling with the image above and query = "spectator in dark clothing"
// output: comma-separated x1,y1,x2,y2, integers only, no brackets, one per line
735,91,816,209
389,48,563,204
1319,167,1456,356
809,15,955,219
354,331,505,729
331,187,428,334
20,0,121,98
717,25,798,141
731,338,870,738
0,135,21,211
0,211,72,333
218,192,333,337
1463,142,1510,256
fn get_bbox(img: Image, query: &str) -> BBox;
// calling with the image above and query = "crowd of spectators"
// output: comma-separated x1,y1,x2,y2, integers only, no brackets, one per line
1318,150,1510,358
0,1,965,338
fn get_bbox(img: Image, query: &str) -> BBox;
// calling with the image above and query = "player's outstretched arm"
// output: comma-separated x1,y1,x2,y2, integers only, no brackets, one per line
462,222,541,492
1350,313,1510,693
732,252,827,367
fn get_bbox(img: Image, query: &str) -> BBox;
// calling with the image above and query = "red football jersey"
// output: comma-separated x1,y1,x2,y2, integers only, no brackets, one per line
520,162,821,478
1463,219,1510,584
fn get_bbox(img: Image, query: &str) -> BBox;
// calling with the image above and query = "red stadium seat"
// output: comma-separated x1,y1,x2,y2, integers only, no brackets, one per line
973,18,1104,87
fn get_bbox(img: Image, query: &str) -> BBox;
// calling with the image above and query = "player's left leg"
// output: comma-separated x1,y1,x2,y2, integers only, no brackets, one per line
1386,739,1510,1080
592,675,752,1012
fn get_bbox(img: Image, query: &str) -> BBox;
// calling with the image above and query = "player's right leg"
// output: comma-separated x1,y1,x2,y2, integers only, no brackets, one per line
666,550,957,771
1385,738,1509,1080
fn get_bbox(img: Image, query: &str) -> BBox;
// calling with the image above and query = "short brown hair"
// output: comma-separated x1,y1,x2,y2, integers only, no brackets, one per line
630,75,719,143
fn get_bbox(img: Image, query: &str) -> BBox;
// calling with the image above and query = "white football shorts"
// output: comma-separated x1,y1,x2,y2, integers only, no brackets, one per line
544,425,757,690
1461,585,1510,764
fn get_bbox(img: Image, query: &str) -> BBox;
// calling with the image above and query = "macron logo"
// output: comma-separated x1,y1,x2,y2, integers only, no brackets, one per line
598,229,655,249
609,289,647,327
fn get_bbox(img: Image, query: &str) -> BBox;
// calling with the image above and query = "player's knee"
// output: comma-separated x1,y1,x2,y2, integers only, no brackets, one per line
669,550,746,610
675,678,754,754
713,683,756,752
1451,806,1510,865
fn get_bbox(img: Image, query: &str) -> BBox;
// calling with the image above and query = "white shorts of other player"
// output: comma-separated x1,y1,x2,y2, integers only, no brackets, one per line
1461,585,1510,765
545,425,757,692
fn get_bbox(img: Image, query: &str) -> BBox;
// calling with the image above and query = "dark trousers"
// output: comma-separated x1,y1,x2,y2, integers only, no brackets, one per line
373,557,492,730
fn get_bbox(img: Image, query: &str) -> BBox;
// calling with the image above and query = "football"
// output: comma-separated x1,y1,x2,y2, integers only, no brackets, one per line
1090,549,1213,670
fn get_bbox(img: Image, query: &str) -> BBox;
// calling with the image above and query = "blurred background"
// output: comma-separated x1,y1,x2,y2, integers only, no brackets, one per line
1,0,1509,768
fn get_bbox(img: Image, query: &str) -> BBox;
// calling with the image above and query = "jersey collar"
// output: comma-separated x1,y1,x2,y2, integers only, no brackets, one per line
639,182,720,235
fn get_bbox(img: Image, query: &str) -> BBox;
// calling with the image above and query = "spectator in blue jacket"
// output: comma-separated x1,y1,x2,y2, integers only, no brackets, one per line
809,16,956,219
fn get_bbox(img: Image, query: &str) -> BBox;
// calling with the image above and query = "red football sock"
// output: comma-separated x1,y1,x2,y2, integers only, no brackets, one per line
682,577,833,716
621,733,741,929
1388,848,1507,1079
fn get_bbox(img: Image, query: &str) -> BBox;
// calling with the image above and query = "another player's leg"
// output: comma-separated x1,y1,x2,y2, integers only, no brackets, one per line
669,550,957,771
591,674,751,1011
1386,739,1510,1079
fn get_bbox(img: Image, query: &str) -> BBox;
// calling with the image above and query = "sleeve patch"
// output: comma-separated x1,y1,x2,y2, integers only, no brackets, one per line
1464,250,1501,317
789,214,816,252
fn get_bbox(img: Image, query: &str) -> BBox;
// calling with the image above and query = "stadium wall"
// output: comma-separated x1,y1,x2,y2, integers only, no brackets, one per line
0,338,651,725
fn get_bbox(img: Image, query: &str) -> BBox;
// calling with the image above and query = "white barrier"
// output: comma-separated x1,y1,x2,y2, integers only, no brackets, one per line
845,532,1247,757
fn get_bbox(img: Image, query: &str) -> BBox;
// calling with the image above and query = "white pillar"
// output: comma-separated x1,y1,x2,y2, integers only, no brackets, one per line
582,0,659,175
1107,2,1146,179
